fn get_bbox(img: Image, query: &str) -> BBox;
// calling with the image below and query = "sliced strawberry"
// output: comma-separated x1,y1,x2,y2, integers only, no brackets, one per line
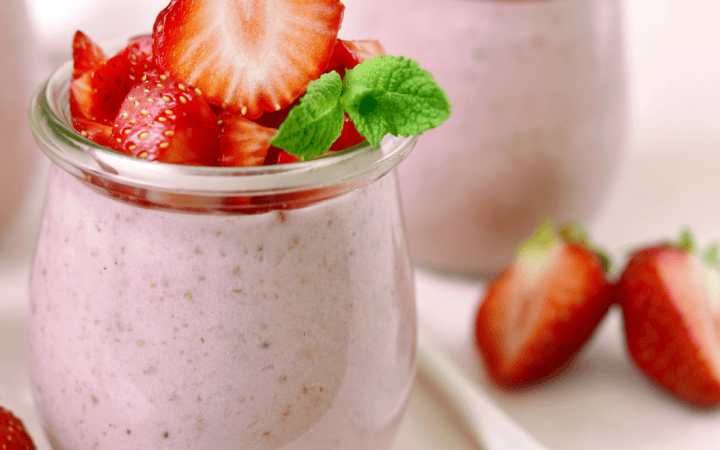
111,72,221,165
253,98,300,130
152,0,345,119
69,71,95,121
0,406,36,450
326,38,386,76
90,52,135,120
218,111,276,167
73,118,114,147
71,30,106,78
263,146,301,165
329,113,365,151
125,34,157,84
475,221,613,388
617,231,720,408
70,42,135,124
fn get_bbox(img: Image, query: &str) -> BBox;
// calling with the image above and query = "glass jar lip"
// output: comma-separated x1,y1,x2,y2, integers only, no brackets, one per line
28,48,417,197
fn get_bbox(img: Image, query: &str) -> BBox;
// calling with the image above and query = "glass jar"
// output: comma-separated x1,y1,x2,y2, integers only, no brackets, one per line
27,56,417,450
342,0,628,276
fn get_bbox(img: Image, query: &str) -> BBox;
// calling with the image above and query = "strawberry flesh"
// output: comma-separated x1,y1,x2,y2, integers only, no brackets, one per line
618,245,720,408
218,111,276,167
152,0,345,119
71,30,107,77
475,239,612,388
73,118,114,148
125,34,157,84
326,38,385,77
111,72,221,165
70,36,135,124
329,113,365,151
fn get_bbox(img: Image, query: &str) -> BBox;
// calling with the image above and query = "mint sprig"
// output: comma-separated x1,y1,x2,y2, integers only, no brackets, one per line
270,71,345,160
270,55,451,160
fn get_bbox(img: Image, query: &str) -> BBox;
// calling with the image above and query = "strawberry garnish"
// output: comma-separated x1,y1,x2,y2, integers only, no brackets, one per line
617,231,720,408
125,34,157,84
328,113,364,151
152,0,345,119
73,118,114,147
69,35,135,124
111,72,221,165
263,147,301,165
326,39,385,76
0,406,36,450
475,221,613,388
71,30,106,77
218,112,276,167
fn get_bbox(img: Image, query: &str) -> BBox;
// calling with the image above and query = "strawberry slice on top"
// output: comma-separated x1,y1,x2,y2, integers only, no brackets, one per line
71,30,107,78
152,0,345,120
218,111,276,167
475,220,613,388
70,33,135,125
111,72,221,165
617,231,720,408
125,34,157,84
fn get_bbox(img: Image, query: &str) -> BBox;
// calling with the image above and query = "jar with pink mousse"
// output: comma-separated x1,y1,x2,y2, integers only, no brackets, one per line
27,54,418,450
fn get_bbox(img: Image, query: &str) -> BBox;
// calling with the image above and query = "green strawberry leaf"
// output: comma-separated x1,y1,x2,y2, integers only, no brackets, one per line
340,55,451,147
270,71,344,160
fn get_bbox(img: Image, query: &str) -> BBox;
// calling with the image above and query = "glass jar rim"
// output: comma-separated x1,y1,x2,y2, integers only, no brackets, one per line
28,51,417,198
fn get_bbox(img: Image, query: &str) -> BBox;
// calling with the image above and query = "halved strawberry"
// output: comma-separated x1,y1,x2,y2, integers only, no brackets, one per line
218,111,276,167
71,30,106,78
475,221,613,388
73,118,114,147
617,231,720,408
0,406,36,450
125,34,157,84
111,72,221,165
152,0,345,119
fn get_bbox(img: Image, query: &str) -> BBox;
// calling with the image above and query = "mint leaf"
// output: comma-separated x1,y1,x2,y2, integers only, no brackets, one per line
340,55,451,147
270,71,344,160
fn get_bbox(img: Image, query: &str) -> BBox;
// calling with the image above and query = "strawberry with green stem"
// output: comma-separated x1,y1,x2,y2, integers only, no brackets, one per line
617,230,720,409
475,220,613,388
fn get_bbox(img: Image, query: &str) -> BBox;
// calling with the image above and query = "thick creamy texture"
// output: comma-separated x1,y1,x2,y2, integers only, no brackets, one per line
28,166,416,450
342,0,627,276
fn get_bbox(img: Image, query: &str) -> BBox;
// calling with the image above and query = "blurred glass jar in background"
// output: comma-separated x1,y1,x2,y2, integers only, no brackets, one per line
0,0,39,233
342,0,627,277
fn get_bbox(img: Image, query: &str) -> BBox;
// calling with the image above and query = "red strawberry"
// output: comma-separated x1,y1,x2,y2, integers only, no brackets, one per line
125,34,157,84
328,113,364,151
263,147,301,165
70,34,135,124
218,111,276,167
71,30,106,77
326,38,386,76
73,118,114,147
475,221,613,388
152,0,345,119
111,72,221,165
617,231,720,408
0,406,36,450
